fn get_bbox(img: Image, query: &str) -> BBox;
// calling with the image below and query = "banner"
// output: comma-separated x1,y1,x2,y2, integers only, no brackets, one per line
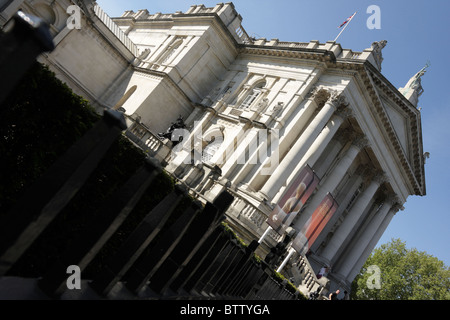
266,165,319,234
292,193,338,254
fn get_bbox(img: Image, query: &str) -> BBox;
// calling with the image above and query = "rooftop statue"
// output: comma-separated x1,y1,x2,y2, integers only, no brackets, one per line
400,62,430,108
371,40,387,71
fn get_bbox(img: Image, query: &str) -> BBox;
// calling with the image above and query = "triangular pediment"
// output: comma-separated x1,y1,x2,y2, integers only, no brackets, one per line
362,65,426,196
379,95,410,158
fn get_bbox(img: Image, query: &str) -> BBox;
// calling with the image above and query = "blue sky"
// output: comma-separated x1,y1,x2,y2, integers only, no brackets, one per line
97,0,450,266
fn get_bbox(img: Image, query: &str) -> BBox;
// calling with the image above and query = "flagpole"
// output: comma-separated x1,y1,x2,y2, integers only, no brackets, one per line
334,12,356,42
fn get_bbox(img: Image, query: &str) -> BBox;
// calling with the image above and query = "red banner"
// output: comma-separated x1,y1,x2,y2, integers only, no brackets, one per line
292,193,338,254
266,165,319,234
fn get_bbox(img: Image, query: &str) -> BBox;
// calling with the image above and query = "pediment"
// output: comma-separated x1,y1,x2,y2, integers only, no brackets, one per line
362,65,426,196
379,95,410,158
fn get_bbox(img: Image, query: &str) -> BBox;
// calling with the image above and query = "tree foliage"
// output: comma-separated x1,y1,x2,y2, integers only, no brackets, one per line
0,62,100,214
351,238,450,300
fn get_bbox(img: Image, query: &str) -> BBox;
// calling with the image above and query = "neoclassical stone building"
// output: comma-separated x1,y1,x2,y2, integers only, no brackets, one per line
1,0,427,297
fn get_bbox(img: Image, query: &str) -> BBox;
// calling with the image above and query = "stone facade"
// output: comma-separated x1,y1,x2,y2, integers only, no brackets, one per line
1,0,426,298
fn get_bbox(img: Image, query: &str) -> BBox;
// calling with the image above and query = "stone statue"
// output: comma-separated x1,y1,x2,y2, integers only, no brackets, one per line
138,48,151,60
157,115,186,145
400,63,429,107
404,68,426,94
271,101,284,116
371,40,387,71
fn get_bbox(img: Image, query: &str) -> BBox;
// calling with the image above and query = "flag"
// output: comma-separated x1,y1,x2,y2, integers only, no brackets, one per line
338,12,356,28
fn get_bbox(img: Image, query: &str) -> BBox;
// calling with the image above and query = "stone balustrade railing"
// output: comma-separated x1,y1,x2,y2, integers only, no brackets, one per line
94,5,139,56
125,118,172,162
294,254,326,296
228,192,283,244
277,41,309,48
246,38,372,63
235,24,252,44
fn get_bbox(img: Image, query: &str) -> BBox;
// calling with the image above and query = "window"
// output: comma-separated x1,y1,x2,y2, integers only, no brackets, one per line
201,136,223,164
159,39,183,65
239,81,265,109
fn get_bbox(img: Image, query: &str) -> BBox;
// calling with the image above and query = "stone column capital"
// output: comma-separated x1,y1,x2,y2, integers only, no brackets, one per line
351,135,370,151
391,200,405,213
335,106,354,120
326,89,348,108
306,85,320,100
380,194,403,212
372,171,388,185
307,85,330,105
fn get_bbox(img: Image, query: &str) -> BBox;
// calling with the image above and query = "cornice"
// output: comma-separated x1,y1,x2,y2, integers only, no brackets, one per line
237,45,336,64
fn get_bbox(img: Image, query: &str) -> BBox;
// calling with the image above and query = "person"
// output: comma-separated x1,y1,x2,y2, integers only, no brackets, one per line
329,289,340,300
342,290,350,300
316,265,329,279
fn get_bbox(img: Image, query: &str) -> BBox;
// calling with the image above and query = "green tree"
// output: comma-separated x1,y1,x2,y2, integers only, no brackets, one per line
351,238,450,300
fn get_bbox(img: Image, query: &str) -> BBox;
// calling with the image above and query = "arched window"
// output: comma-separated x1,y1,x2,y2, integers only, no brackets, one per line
201,127,224,164
201,136,223,164
34,3,56,25
239,81,266,109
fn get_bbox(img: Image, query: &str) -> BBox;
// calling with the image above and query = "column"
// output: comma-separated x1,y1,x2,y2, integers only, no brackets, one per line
292,134,369,232
260,90,346,200
310,165,368,254
272,108,353,204
347,202,402,282
297,108,353,171
243,89,320,191
320,172,387,264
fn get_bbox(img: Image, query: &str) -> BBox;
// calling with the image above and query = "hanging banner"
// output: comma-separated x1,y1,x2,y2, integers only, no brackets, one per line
266,165,319,235
292,193,338,254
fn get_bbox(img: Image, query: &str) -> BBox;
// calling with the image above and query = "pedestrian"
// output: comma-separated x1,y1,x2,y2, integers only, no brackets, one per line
316,265,329,279
342,290,350,300
329,289,340,300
